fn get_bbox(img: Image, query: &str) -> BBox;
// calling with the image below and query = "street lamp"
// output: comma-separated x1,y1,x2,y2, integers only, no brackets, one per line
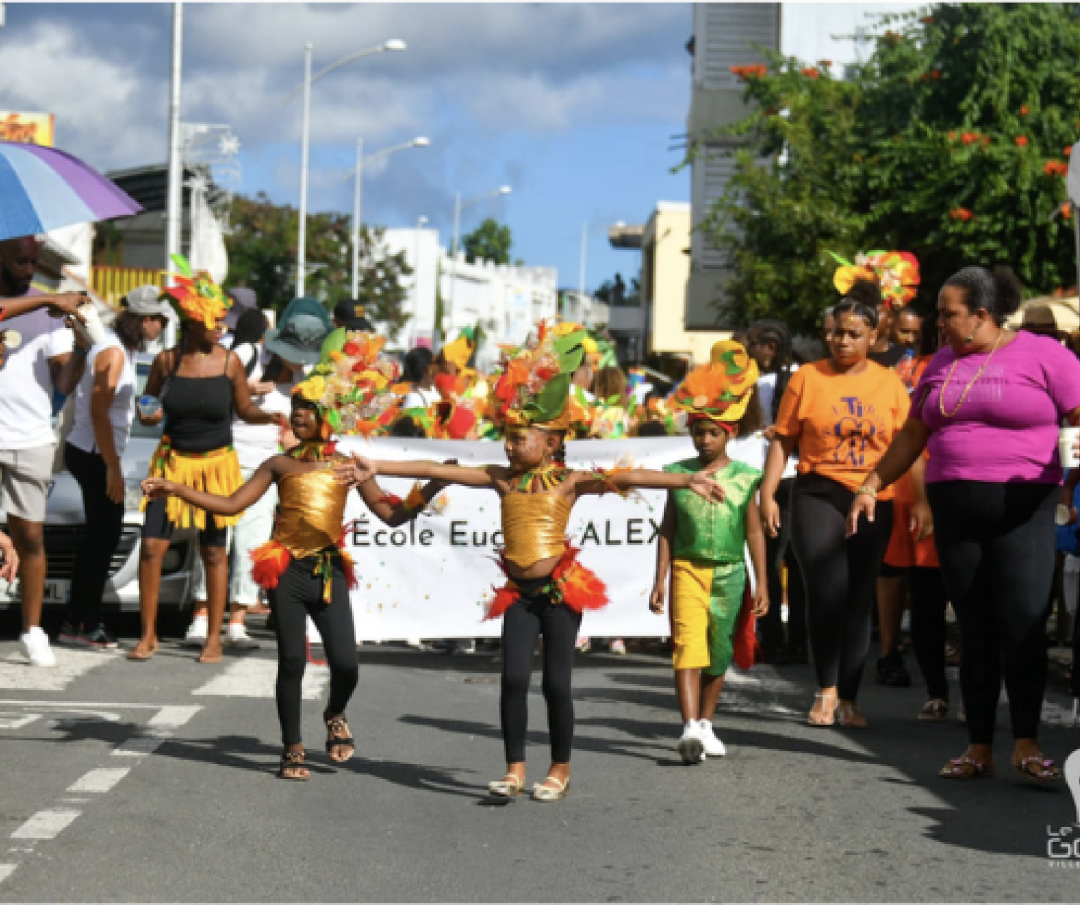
347,136,430,298
286,38,406,298
444,185,511,347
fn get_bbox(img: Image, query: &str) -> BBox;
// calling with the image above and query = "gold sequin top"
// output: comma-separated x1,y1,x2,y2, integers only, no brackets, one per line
501,491,571,569
273,467,350,560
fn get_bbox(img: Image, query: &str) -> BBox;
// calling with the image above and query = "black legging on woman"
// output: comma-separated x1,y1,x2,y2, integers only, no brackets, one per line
927,481,1056,744
908,566,949,702
790,473,893,699
500,581,583,764
269,555,359,747
758,476,807,657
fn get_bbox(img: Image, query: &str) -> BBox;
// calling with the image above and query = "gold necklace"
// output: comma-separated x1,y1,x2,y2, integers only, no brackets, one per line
938,329,1005,418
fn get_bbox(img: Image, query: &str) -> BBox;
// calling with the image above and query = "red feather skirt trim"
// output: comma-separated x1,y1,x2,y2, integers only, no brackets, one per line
250,540,358,594
485,542,609,620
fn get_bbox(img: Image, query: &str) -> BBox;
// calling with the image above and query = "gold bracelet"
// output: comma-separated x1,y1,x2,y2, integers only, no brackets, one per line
854,485,878,499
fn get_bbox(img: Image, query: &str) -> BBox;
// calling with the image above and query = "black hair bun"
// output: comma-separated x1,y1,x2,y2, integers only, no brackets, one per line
845,278,883,309
991,265,1023,317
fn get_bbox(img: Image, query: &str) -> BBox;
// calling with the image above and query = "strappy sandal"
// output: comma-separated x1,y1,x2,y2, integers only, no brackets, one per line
836,701,869,729
532,776,570,802
279,749,309,781
324,715,355,763
939,755,994,780
488,773,525,798
807,691,837,726
918,698,948,721
1013,754,1062,783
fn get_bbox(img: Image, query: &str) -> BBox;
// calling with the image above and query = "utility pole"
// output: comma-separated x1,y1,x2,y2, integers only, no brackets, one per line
165,1,184,346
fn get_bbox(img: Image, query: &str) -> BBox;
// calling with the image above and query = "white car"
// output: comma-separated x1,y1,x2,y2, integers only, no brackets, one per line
0,354,198,619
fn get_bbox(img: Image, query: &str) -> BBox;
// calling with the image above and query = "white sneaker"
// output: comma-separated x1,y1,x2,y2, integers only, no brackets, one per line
224,623,260,650
698,720,727,757
19,627,56,668
183,617,208,648
677,721,704,765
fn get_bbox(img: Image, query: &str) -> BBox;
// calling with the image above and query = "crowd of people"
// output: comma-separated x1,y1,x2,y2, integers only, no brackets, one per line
0,232,1075,796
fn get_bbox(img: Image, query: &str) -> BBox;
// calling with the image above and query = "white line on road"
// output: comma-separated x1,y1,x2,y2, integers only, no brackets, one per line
193,657,328,699
112,737,165,757
0,864,16,884
11,809,80,840
0,649,119,692
68,768,130,794
147,705,201,728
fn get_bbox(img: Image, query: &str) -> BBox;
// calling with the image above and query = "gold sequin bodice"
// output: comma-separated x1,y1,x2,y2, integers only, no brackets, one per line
273,468,350,560
501,491,571,569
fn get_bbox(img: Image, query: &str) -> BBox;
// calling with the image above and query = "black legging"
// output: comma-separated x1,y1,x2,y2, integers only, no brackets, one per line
65,442,123,629
908,566,949,701
269,554,359,747
500,581,583,764
758,476,807,654
927,480,1056,744
790,473,893,700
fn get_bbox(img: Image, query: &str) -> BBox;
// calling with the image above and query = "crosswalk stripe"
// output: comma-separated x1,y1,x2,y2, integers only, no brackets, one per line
68,769,130,794
11,809,80,840
0,864,17,885
0,649,118,692
192,658,329,699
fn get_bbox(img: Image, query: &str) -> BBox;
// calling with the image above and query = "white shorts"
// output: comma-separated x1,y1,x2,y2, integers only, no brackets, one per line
0,444,56,522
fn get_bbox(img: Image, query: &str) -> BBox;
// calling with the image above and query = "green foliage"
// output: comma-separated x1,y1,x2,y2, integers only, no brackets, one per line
697,3,1080,333
461,218,513,265
225,193,413,339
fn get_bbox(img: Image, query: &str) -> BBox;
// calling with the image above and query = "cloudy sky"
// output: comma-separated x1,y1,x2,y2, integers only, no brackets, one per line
3,2,699,293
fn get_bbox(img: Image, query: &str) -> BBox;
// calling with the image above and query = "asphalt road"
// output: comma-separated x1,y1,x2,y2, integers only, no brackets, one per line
0,620,1078,903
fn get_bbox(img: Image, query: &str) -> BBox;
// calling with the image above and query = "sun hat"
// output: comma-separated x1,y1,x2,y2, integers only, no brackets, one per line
122,284,174,319
264,314,331,365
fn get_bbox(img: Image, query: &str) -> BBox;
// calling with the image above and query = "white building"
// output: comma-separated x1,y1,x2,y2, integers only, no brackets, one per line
382,228,564,372
686,2,925,325
558,290,609,332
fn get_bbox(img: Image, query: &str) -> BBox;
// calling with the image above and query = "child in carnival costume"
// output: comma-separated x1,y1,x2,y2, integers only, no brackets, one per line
650,341,770,765
143,331,447,781
337,320,729,802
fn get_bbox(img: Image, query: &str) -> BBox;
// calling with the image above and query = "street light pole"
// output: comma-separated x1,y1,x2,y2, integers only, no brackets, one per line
350,138,364,299
415,214,428,347
296,42,313,298
346,136,429,298
288,38,406,300
164,1,184,348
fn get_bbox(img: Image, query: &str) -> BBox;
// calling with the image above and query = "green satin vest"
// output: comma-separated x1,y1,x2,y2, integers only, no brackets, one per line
663,458,762,564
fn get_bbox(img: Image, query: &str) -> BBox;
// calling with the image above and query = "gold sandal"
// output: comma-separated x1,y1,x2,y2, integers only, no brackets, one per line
836,701,868,729
532,776,570,802
488,773,525,798
807,691,837,726
279,749,309,781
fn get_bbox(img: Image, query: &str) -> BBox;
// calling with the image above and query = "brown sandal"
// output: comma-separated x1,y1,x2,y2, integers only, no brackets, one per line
940,755,994,780
324,715,355,763
1013,754,1061,783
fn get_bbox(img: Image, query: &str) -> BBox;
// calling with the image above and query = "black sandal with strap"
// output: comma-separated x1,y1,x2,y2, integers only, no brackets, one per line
325,715,355,762
279,749,309,781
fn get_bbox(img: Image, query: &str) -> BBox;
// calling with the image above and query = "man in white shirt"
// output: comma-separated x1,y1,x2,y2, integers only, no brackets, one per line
0,236,91,666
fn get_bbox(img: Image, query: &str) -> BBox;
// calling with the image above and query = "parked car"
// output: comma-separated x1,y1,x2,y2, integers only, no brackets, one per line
0,354,198,621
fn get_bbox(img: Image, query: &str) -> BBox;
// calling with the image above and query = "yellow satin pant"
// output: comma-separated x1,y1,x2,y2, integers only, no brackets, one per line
671,559,746,676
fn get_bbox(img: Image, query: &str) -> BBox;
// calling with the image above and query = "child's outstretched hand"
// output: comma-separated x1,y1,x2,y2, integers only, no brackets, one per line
0,530,20,583
649,583,666,615
142,477,177,500
751,589,769,618
689,470,726,503
334,455,376,488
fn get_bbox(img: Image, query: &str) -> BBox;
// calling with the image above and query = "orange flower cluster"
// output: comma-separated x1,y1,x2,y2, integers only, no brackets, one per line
1015,136,1029,147
920,70,941,82
730,65,767,80
1063,204,1073,221
1021,105,1030,116
950,208,975,222
801,67,821,79
1044,160,1069,177
960,132,980,145
1066,145,1074,157
921,15,934,24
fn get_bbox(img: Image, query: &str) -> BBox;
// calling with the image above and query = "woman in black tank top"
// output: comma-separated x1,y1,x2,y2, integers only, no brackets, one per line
129,268,284,663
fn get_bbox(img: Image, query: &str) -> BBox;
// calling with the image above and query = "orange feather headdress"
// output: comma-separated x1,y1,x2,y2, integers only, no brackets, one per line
161,254,231,329
671,340,759,425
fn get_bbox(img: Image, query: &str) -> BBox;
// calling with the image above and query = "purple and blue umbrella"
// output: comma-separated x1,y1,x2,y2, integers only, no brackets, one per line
0,140,142,243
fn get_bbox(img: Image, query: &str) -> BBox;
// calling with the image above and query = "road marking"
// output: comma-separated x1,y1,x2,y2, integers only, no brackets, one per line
148,705,201,729
0,649,119,692
113,737,165,757
11,809,80,840
193,657,328,699
68,769,130,794
0,865,16,884
0,713,40,729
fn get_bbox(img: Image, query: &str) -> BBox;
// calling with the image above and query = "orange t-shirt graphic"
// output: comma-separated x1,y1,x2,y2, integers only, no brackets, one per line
774,360,910,498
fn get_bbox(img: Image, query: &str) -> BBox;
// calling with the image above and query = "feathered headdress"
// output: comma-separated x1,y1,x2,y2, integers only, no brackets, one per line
491,320,587,432
671,341,759,426
830,250,920,309
161,254,231,329
293,330,405,437
440,328,475,372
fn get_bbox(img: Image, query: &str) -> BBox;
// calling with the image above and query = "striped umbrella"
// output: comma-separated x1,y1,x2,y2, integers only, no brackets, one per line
0,140,142,243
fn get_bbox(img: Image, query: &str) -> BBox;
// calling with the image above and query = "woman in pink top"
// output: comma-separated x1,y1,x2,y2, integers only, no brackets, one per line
848,266,1080,784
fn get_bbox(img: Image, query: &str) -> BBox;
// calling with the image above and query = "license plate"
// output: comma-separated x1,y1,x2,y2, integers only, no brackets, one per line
43,579,71,603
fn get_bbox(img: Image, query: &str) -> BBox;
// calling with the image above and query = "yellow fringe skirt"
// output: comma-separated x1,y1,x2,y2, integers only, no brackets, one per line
141,437,243,531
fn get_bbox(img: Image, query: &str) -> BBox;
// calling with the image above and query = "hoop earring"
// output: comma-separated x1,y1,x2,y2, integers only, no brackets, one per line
964,325,979,343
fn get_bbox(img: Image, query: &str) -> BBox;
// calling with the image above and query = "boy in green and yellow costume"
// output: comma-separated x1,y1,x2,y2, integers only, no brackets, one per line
651,340,770,765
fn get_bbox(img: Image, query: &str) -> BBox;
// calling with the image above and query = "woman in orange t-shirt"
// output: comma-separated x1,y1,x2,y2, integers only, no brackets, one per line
761,284,910,728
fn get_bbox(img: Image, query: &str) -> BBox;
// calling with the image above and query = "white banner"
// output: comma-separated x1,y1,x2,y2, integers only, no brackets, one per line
332,436,701,642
